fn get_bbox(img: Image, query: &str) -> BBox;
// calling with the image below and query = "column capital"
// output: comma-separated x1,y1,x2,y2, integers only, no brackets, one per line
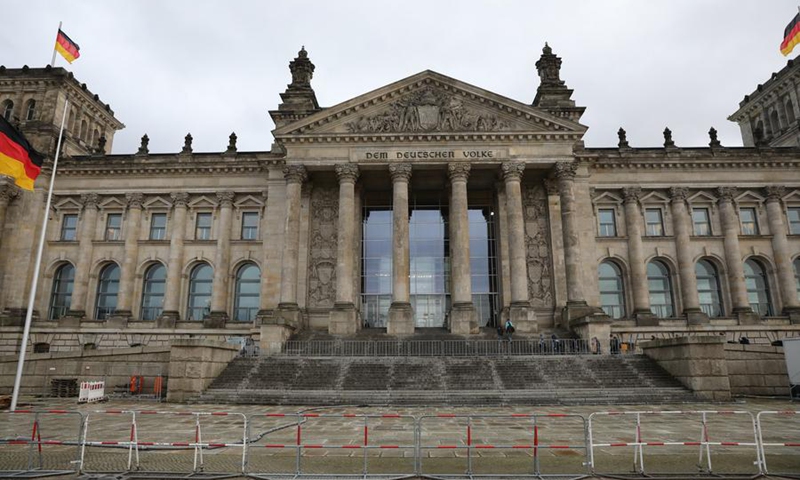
170,191,189,207
389,163,412,182
716,187,738,202
80,193,99,209
216,191,235,207
622,187,642,204
669,187,689,203
764,185,786,203
283,165,308,184
552,161,577,180
501,161,525,181
447,162,471,181
335,163,360,183
125,192,144,209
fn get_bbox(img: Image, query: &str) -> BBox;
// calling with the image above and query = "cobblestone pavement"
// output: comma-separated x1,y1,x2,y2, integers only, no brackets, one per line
1,396,798,478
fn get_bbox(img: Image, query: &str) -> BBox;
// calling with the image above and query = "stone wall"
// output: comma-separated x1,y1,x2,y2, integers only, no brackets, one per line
725,343,789,396
641,336,731,401
166,339,240,402
0,346,170,396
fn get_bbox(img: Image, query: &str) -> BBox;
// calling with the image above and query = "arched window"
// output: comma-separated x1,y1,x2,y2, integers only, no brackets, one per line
770,110,781,133
79,119,87,141
787,99,796,124
49,264,74,320
598,261,625,319
95,264,120,320
2,100,13,120
234,263,260,322
187,263,213,321
141,263,166,320
90,128,98,147
793,257,800,302
696,260,723,317
647,260,675,318
744,258,773,316
68,110,76,133
24,100,35,121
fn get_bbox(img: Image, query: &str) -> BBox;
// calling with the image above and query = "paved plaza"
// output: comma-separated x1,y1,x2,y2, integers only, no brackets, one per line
1,395,799,478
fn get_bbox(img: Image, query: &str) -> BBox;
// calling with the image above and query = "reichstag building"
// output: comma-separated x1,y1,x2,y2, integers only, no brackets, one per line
0,45,798,354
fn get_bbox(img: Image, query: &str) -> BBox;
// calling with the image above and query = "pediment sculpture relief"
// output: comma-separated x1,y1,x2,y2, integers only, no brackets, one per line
345,87,509,133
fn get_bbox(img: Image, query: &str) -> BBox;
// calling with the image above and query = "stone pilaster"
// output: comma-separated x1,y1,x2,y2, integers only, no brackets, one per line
623,187,655,325
764,186,800,323
717,187,759,324
502,161,535,328
108,192,143,327
329,164,359,334
448,163,477,335
277,165,307,329
669,187,707,324
158,192,189,328
387,163,414,335
62,193,99,326
0,181,18,249
207,191,234,327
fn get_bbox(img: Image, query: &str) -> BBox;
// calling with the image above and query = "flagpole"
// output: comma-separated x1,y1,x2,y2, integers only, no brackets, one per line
50,21,62,67
10,98,69,412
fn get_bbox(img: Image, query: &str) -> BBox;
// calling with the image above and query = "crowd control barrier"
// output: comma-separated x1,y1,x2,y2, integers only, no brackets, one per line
78,381,106,404
417,413,589,477
588,410,762,476
756,410,800,477
0,409,84,475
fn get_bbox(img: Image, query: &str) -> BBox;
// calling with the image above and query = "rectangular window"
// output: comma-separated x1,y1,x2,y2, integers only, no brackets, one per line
692,208,711,236
241,212,259,240
644,208,664,236
740,207,759,235
149,213,167,240
60,214,78,241
195,212,212,240
105,213,122,241
788,207,800,235
598,209,617,237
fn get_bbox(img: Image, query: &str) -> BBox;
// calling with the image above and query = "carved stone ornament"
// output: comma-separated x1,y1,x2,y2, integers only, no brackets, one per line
96,134,107,153
716,187,738,202
0,183,19,204
669,187,689,203
283,165,308,184
764,185,785,202
170,192,189,207
345,87,509,133
447,162,471,181
226,132,237,153
307,185,338,308
617,128,629,149
182,133,193,154
552,161,577,180
389,163,412,182
125,192,144,209
335,164,359,183
708,127,721,148
543,178,559,196
137,134,149,155
536,43,565,88
289,46,315,88
501,161,525,181
216,191,235,207
622,187,642,204
80,193,99,209
523,185,554,308
663,127,675,148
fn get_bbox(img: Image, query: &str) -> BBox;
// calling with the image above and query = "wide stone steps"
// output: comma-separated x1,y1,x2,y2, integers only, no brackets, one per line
200,354,696,406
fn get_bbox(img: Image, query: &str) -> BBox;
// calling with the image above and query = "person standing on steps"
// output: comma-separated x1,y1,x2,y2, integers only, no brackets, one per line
504,319,515,343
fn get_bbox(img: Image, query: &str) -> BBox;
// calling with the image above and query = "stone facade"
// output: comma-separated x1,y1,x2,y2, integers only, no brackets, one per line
0,45,798,356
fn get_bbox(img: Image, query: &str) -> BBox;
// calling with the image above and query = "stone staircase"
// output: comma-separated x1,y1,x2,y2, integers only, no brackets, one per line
199,353,696,406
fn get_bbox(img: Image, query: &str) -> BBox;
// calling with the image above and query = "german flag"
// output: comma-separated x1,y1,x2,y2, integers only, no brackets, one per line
54,29,80,63
781,12,800,56
0,116,43,191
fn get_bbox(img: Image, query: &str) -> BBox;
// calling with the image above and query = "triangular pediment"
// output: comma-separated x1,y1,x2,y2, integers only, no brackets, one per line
188,195,217,209
735,191,765,204
144,196,172,210
234,195,265,209
274,70,587,139
53,198,82,211
687,191,717,204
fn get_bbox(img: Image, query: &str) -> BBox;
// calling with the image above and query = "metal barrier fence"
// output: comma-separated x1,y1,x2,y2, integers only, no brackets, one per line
588,410,761,476
5,408,800,477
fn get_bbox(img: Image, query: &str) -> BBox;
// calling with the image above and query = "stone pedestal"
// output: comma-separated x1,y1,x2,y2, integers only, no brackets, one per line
641,336,731,401
329,302,358,335
449,303,477,335
58,311,84,328
105,311,131,329
787,308,800,324
0,308,28,326
204,311,228,329
561,301,603,324
735,309,761,325
685,309,710,325
569,313,612,353
633,311,659,327
388,302,414,335
260,323,294,355
277,302,303,329
509,302,537,333
156,311,179,329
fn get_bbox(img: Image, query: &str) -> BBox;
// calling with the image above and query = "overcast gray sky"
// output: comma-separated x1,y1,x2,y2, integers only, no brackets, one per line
2,1,798,154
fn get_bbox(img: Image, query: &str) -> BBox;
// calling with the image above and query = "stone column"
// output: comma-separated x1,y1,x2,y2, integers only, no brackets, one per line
329,164,360,334
448,163,477,335
0,182,18,248
158,192,189,327
669,187,706,324
277,165,307,328
109,192,143,327
622,187,655,324
207,191,234,327
502,161,535,328
387,163,414,335
64,193,99,325
765,186,800,322
717,187,759,324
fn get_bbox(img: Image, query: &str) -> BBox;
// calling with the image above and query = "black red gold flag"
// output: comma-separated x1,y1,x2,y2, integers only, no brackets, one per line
781,12,800,56
55,29,80,63
0,116,43,190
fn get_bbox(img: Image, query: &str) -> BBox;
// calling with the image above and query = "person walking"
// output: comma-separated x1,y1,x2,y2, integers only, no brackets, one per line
504,319,515,343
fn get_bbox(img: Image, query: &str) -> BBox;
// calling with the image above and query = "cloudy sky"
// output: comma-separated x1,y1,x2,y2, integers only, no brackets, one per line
2,1,798,154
